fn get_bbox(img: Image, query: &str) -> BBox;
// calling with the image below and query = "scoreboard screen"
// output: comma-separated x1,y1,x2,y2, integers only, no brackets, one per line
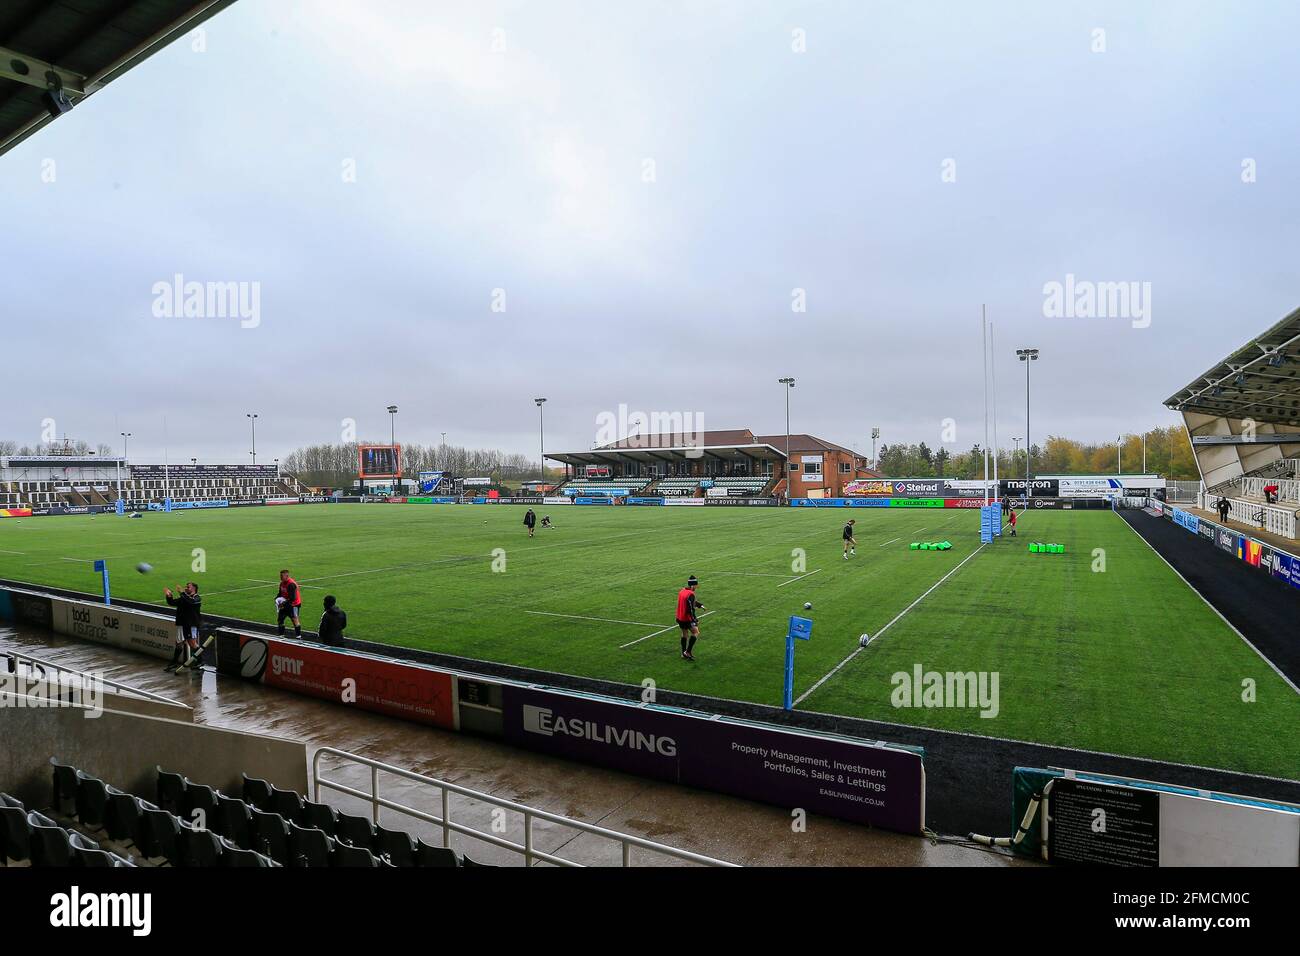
358,444,402,478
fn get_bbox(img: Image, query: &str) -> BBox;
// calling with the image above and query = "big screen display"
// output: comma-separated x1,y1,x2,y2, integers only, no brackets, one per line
358,444,401,478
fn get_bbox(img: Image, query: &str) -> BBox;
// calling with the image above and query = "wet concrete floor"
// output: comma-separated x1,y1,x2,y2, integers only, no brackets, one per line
0,624,1026,867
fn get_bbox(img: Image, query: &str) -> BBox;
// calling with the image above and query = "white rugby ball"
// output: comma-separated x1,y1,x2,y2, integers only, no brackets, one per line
859,633,871,647
136,562,153,574
803,602,812,610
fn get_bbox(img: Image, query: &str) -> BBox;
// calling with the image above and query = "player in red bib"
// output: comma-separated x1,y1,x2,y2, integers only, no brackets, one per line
675,575,708,661
277,568,303,638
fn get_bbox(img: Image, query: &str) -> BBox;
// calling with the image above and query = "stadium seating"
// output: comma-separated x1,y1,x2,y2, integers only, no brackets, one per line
708,477,770,495
0,465,312,511
5,760,492,868
560,477,652,496
655,478,701,496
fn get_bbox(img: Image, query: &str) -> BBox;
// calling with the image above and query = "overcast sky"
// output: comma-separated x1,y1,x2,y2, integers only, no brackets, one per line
2,0,1297,464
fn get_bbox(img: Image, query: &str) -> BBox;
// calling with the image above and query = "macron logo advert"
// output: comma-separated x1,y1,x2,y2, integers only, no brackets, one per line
522,705,678,757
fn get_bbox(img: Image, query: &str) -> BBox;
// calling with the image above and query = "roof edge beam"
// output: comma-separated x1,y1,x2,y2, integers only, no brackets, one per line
0,46,99,96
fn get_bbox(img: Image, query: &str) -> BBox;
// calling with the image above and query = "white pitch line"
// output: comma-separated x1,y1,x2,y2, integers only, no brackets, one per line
777,568,822,588
793,543,987,706
620,610,716,648
703,571,790,578
524,610,663,628
0,549,25,555
877,537,901,548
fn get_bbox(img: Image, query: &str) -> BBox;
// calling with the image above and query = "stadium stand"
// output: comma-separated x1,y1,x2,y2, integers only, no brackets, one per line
546,428,875,498
558,477,653,496
1166,307,1300,539
4,760,494,868
655,478,702,496
0,462,310,511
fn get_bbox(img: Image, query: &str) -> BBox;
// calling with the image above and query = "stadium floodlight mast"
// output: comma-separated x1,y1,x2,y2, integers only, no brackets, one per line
118,432,131,501
387,405,399,479
1117,436,1123,475
871,426,880,470
1015,349,1039,504
534,398,547,483
779,378,795,489
246,413,258,465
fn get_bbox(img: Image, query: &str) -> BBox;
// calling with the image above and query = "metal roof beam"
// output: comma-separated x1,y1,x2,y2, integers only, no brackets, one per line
0,46,99,96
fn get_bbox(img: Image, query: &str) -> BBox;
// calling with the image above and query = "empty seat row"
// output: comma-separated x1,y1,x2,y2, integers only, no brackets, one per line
165,770,465,867
1,792,133,867
49,761,278,868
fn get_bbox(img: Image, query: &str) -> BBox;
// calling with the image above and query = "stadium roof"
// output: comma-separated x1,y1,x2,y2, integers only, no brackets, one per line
546,429,872,467
1164,305,1300,427
546,442,789,468
0,0,237,158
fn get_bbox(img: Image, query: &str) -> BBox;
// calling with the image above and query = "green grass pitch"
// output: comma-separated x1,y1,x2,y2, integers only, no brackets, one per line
1,504,1296,779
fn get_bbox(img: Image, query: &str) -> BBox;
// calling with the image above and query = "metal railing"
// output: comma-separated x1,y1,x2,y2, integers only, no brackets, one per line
312,746,738,868
2,649,188,709
1233,475,1300,505
1207,496,1299,539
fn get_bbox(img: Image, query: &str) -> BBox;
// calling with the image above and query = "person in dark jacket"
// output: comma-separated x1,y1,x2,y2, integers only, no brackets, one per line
523,508,537,537
318,595,347,646
1217,497,1231,522
164,582,202,672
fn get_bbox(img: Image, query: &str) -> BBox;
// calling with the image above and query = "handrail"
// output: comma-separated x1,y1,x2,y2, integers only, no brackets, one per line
312,746,738,868
2,649,188,709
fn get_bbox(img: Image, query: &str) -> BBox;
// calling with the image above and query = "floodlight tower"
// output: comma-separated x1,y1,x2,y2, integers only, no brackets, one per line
779,377,795,488
534,398,547,482
1015,349,1039,503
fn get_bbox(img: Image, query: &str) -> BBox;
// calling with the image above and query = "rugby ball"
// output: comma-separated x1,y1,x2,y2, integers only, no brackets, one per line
803,602,812,610
136,562,153,574
858,633,871,647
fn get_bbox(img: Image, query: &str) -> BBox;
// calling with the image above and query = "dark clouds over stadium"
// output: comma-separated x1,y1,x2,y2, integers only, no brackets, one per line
3,1,1297,464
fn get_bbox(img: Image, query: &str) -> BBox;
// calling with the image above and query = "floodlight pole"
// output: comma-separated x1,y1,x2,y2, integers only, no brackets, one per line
387,405,399,480
779,378,795,495
534,398,547,483
1016,349,1039,505
1118,436,1122,475
118,431,131,502
247,413,258,465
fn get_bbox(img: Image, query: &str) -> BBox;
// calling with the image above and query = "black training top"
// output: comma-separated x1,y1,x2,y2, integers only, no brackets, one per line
843,523,854,540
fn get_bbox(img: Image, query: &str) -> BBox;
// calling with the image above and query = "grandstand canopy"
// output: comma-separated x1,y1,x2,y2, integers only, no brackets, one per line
1164,305,1300,428
0,0,236,158
547,441,787,470
546,428,871,470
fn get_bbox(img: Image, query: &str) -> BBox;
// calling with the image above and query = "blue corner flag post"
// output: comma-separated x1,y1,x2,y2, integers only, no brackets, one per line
783,615,813,710
93,560,111,606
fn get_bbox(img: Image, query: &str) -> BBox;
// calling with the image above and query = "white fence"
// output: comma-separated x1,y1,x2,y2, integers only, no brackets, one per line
1205,496,1299,539
1234,475,1300,505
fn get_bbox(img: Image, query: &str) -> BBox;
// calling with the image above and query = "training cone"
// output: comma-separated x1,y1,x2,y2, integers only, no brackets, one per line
1029,543,1038,553
910,542,919,550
